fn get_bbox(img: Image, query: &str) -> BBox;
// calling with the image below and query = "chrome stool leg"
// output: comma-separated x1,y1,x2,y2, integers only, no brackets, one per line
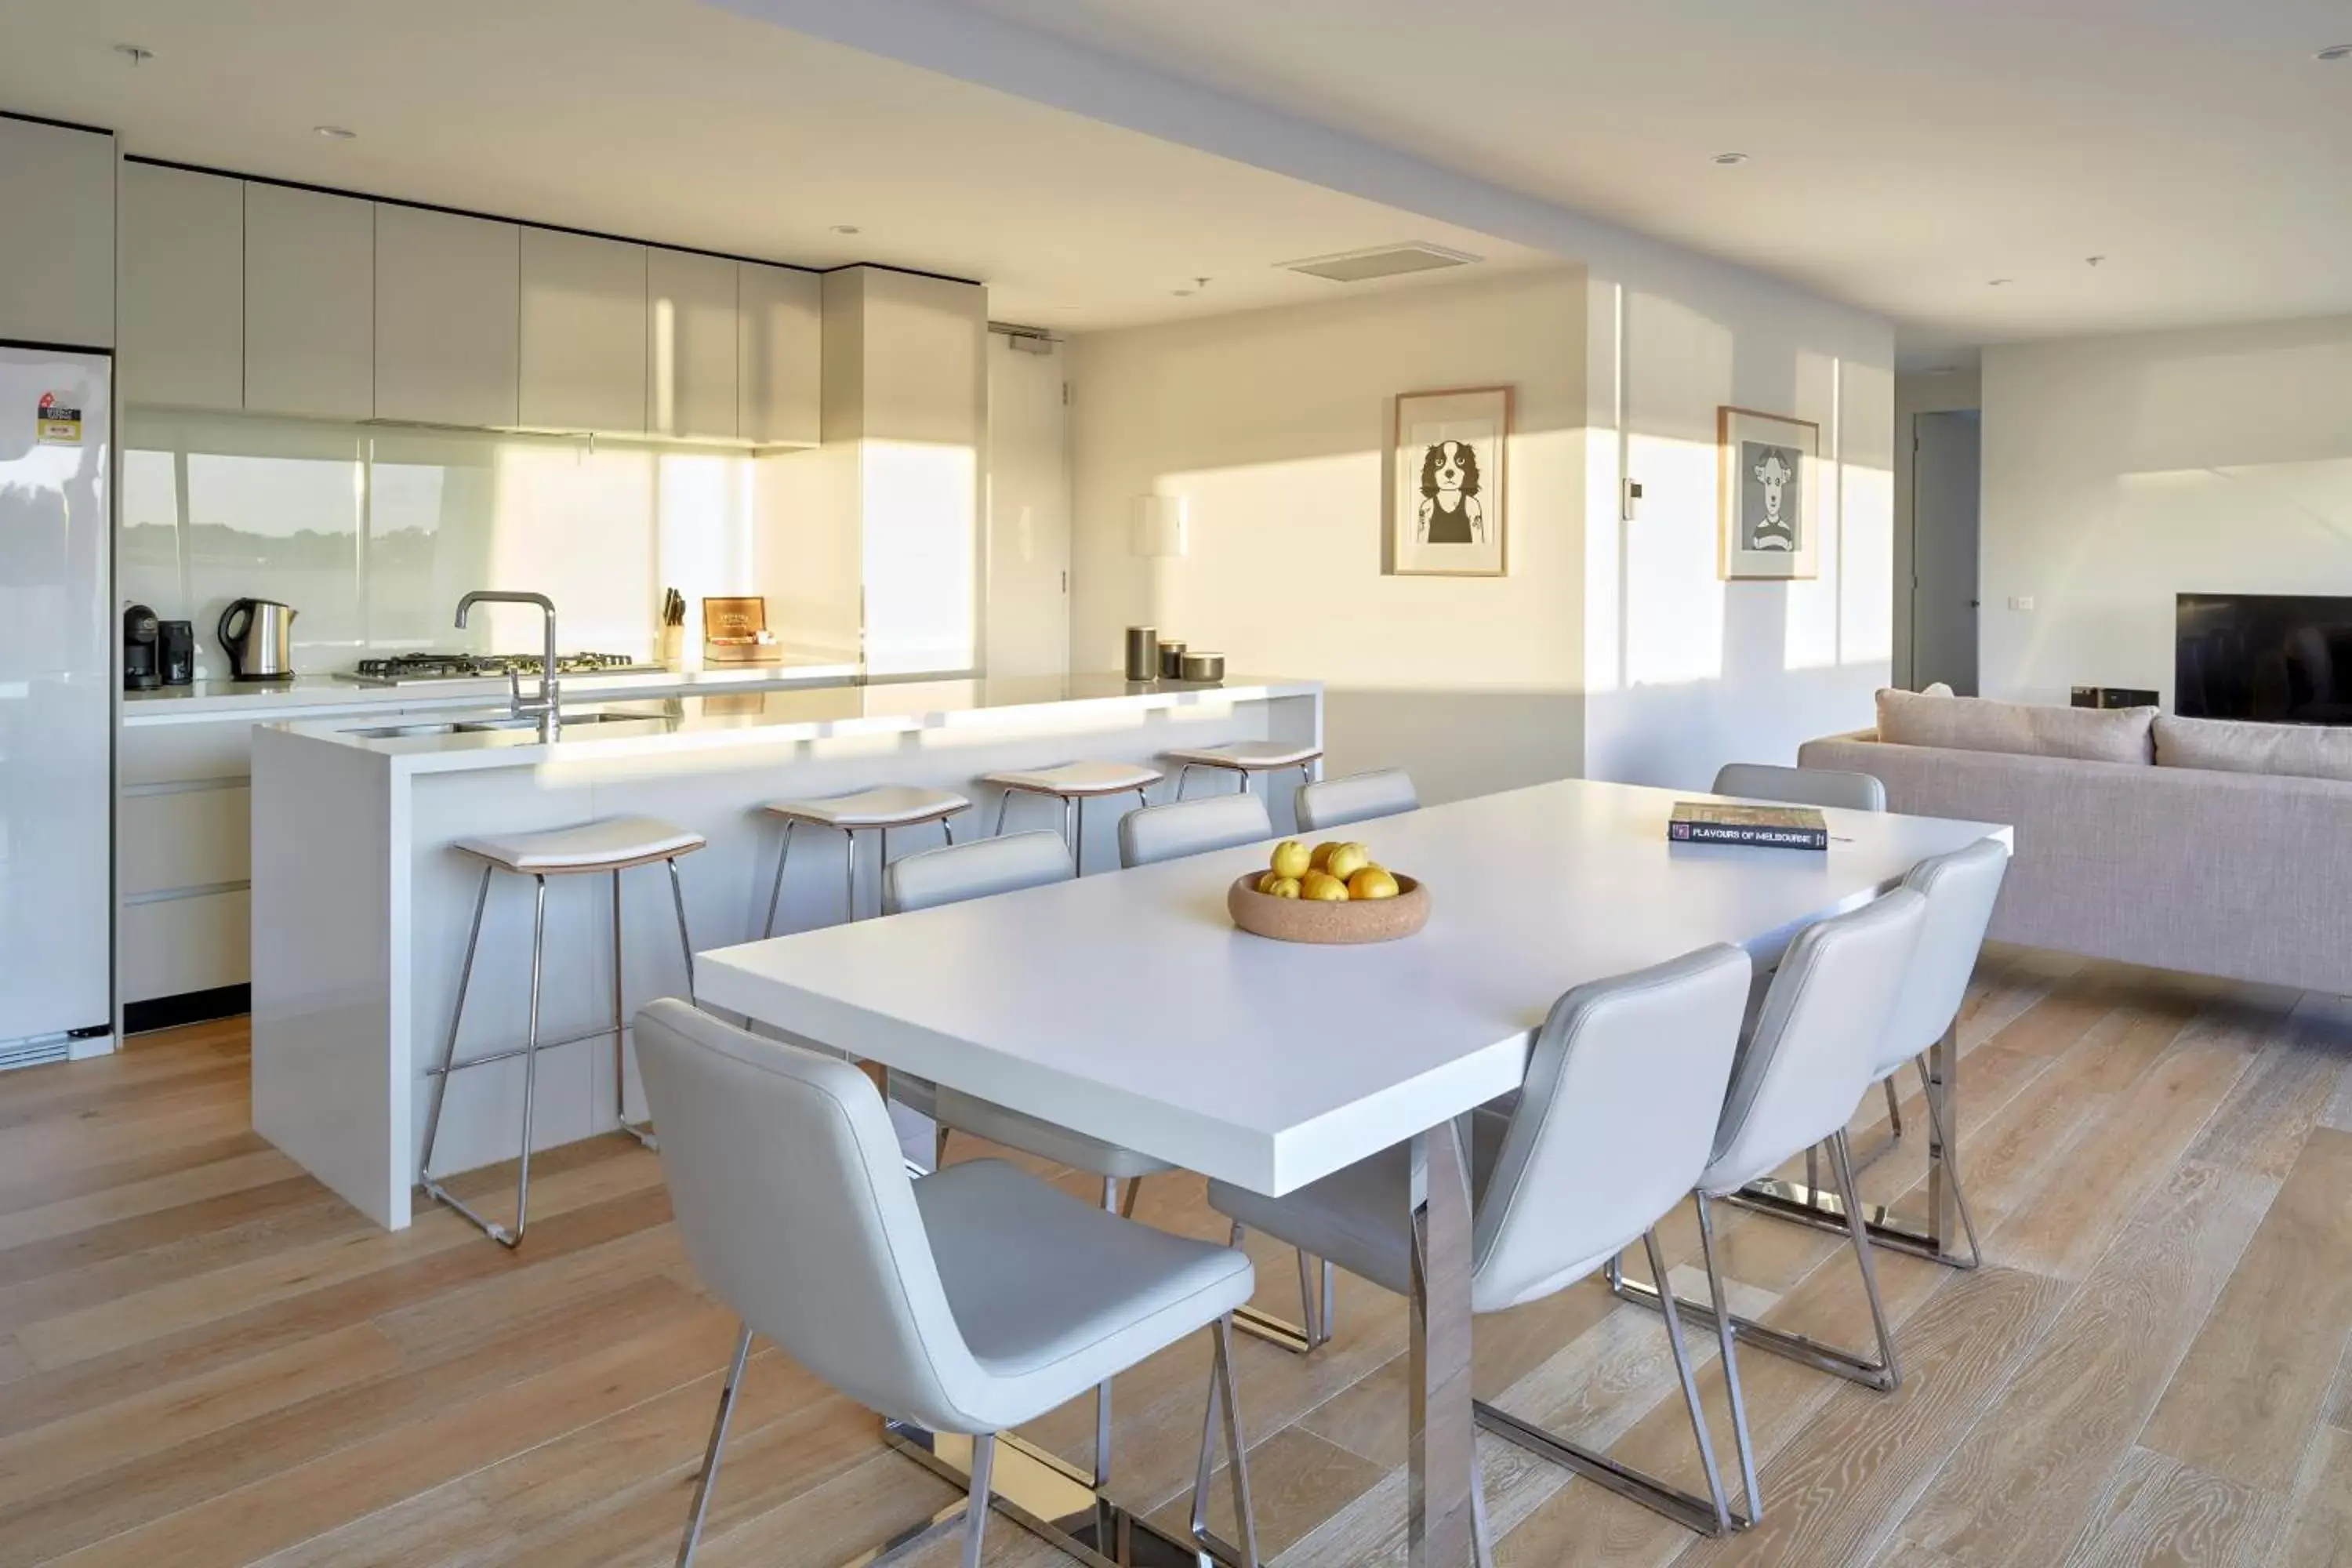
1093,1177,1120,1487
760,820,796,938
1176,763,1197,800
615,869,659,1151
420,869,548,1249
417,863,493,1224
843,827,858,923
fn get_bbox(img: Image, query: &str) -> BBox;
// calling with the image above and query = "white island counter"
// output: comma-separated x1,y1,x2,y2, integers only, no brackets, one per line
249,674,1322,1228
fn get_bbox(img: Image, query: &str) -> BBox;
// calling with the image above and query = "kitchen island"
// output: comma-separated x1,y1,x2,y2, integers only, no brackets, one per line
248,675,1322,1229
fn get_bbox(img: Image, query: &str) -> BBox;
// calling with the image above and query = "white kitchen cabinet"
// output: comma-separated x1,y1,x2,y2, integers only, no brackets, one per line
118,785,252,897
738,261,821,446
118,164,245,410
375,205,520,428
520,228,647,434
647,247,737,439
121,891,250,1005
0,117,114,348
245,183,376,419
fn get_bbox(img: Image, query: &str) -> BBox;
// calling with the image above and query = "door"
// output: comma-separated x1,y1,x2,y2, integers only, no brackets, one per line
985,334,1070,677
0,348,113,1051
1911,409,1981,695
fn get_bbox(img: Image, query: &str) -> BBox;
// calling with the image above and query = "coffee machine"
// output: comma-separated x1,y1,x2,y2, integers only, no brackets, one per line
158,620,195,685
122,604,160,691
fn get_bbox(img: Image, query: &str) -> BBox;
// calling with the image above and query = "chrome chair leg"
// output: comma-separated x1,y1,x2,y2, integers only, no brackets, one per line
1321,1258,1338,1345
960,1433,996,1568
760,821,795,938
1693,1193,1761,1526
1190,1315,1262,1566
1804,1144,1821,1208
1830,1129,1901,1390
417,862,492,1207
676,1320,755,1568
1883,1076,1904,1138
1646,1228,1733,1534
1920,1070,1984,1269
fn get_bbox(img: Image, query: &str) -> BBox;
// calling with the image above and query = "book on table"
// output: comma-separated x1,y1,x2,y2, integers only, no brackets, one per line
1668,801,1830,851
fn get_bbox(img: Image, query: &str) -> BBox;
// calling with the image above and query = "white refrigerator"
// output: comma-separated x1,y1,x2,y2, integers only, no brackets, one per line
0,346,112,1066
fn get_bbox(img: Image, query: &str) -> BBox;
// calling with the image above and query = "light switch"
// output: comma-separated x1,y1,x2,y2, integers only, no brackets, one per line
2009,595,2035,612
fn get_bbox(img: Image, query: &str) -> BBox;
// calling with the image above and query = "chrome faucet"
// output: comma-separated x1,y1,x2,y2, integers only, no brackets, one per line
455,590,559,730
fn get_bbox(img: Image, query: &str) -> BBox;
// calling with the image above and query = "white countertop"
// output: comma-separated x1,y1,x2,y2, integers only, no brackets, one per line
271,674,1321,775
697,778,2013,1196
120,657,862,722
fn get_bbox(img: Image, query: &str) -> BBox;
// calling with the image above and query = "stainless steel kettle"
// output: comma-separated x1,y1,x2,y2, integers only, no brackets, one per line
217,598,297,681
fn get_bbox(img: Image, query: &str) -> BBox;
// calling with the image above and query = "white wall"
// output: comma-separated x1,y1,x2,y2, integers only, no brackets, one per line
1581,272,1896,788
1068,269,1588,805
1980,316,2352,707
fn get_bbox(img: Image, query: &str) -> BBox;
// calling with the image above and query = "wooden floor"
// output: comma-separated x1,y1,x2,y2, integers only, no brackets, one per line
4,946,2352,1566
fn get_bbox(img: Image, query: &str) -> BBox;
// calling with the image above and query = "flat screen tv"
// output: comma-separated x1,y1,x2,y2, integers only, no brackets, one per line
2176,593,2352,724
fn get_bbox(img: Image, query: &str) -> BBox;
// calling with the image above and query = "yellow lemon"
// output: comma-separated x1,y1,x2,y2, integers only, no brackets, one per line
1348,866,1400,901
1326,842,1372,882
1299,869,1351,902
1264,876,1302,899
1255,870,1283,895
1269,840,1312,880
1309,841,1344,872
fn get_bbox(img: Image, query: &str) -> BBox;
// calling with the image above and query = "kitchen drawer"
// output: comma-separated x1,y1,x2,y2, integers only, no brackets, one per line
121,888,251,1004
119,722,255,787
119,786,251,897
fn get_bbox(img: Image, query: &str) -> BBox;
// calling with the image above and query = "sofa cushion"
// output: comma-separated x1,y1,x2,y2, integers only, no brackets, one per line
1875,688,2154,764
2154,713,2352,783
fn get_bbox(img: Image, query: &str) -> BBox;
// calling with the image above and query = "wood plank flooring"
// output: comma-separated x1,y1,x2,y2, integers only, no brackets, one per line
2,946,2350,1566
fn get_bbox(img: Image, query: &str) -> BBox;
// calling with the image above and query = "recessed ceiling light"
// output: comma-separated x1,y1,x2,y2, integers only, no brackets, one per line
1988,278,2014,286
1711,151,1750,166
1926,365,1960,376
314,125,357,140
830,224,861,235
112,43,153,65
2316,43,2351,60
1172,289,1194,297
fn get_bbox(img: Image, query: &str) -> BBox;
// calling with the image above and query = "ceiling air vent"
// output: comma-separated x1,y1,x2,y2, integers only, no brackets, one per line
1280,243,1483,284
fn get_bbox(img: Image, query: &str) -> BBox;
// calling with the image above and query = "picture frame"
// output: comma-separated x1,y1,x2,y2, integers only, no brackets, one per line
1718,405,1822,581
1390,385,1511,578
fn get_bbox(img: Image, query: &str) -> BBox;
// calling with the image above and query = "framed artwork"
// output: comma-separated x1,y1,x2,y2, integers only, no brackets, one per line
1390,385,1511,577
1718,405,1821,580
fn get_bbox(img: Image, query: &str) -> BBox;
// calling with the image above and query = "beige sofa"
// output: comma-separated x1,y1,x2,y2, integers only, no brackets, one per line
1799,691,2352,995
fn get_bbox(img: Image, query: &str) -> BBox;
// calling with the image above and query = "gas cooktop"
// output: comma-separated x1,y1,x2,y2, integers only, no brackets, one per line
338,652,666,686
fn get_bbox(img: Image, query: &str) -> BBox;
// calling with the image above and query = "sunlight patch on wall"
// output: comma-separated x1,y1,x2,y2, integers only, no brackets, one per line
862,439,978,677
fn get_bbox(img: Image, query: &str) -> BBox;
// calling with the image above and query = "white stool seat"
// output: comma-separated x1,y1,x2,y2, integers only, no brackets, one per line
1165,740,1323,770
985,760,1163,796
935,1086,1177,1181
762,786,970,829
456,815,705,873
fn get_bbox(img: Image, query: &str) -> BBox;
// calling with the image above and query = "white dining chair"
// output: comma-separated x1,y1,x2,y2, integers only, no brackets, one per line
1709,760,1906,1142
1294,768,1419,833
1710,760,1886,814
881,829,1178,1488
1611,886,1928,1526
1207,945,1756,1541
632,1000,1260,1568
1118,792,1272,869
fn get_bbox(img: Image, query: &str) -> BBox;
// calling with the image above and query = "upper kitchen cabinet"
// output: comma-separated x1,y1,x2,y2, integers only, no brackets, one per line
0,118,114,349
647,247,736,440
119,164,245,411
375,205,520,428
737,261,820,447
245,184,376,420
519,228,647,434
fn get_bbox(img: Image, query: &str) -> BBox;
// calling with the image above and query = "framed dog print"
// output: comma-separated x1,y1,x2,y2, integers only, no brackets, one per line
1391,386,1510,578
1719,406,1821,580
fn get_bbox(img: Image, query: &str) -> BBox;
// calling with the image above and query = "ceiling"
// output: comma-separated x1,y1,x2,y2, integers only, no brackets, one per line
0,0,1555,331
952,0,2352,365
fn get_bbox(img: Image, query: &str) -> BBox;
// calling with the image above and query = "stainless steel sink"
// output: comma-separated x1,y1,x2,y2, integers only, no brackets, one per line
344,710,666,740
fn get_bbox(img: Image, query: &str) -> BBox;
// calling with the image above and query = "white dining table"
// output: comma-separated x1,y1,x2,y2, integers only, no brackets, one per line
695,777,2011,1568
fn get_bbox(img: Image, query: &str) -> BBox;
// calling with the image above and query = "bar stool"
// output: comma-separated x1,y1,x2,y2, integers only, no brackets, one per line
759,786,971,935
419,815,706,1248
1164,740,1323,804
980,761,1161,873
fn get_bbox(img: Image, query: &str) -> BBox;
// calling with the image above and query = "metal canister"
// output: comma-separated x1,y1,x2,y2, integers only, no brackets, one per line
1158,639,1188,679
1124,626,1160,682
1178,651,1225,683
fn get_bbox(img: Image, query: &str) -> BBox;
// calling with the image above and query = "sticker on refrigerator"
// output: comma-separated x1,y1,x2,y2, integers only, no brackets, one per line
36,391,82,446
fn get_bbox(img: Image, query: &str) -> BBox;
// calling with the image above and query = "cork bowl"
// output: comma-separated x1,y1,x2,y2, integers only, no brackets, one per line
1227,872,1430,946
